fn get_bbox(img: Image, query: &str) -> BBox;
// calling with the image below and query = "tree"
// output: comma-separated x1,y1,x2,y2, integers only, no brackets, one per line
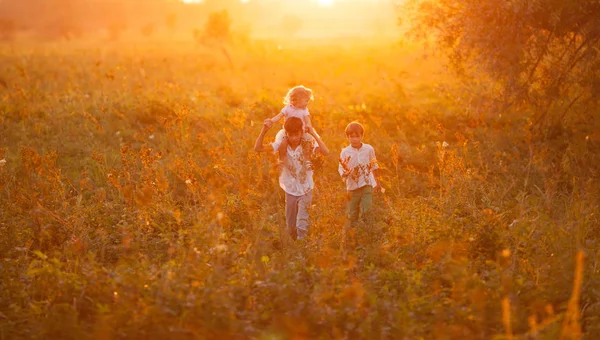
404,0,600,131
165,13,176,35
141,23,155,38
108,21,127,41
0,19,16,41
203,10,231,42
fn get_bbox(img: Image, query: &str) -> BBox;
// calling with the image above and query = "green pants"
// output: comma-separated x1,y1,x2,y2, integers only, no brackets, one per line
347,185,373,227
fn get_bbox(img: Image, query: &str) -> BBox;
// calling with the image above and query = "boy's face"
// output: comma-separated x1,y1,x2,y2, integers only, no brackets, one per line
286,131,303,148
347,132,363,148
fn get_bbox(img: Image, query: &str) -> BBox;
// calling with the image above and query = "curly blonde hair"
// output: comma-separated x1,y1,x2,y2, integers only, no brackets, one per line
283,85,314,106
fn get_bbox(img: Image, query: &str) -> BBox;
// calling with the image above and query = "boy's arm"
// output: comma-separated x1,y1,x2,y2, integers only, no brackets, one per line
253,124,272,152
370,147,381,191
307,126,329,156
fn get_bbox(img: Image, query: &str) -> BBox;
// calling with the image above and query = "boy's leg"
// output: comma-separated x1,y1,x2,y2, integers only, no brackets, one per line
295,190,313,240
359,185,374,225
285,193,300,240
347,189,361,227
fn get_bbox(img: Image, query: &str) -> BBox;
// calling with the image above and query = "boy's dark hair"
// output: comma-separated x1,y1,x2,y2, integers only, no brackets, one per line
284,117,304,134
345,121,364,136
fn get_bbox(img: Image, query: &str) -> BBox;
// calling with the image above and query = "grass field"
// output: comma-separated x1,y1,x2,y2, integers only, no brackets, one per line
0,39,598,339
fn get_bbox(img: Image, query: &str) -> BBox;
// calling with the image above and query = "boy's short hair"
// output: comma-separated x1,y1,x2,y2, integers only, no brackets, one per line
284,117,304,134
345,121,364,136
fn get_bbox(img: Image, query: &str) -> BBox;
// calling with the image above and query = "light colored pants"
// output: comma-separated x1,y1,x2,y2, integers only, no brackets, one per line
347,185,373,227
285,190,312,240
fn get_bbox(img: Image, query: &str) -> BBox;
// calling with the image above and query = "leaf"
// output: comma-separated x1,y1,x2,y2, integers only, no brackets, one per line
32,250,47,260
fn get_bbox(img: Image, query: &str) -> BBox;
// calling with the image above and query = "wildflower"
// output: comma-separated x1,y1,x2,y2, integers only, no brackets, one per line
442,141,449,148
0,159,6,167
149,134,155,139
185,179,192,184
214,244,228,252
501,249,511,257
116,131,121,136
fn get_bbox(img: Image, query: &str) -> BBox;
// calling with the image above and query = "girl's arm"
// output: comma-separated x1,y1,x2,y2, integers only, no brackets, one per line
269,112,284,124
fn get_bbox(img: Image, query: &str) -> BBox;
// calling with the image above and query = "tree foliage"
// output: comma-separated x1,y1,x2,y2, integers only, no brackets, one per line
203,10,231,42
405,0,600,130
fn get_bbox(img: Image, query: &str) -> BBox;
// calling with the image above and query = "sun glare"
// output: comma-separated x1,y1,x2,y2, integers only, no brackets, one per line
317,0,335,6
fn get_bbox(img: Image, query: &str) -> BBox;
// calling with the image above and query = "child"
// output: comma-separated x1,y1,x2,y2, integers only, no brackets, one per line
254,116,329,241
264,85,315,164
338,122,380,227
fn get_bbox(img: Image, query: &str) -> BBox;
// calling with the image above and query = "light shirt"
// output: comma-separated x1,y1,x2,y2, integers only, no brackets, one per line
272,135,318,196
338,143,379,191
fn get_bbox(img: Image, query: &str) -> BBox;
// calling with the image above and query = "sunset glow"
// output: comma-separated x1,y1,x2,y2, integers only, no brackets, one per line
317,0,335,6
1,0,595,337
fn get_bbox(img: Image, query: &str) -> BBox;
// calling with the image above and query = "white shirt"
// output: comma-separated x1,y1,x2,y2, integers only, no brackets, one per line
338,143,379,191
271,135,318,196
281,104,310,128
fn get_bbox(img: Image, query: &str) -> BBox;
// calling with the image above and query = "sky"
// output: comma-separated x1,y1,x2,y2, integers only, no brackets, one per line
176,0,400,38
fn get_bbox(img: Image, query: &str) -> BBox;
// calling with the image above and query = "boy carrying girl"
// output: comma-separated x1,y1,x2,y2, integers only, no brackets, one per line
254,117,329,241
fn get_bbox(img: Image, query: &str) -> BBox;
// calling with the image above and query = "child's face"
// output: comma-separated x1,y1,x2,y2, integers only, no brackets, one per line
347,132,363,148
292,96,310,109
287,131,303,148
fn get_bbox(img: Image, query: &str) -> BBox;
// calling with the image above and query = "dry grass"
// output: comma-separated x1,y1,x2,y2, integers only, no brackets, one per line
0,39,598,339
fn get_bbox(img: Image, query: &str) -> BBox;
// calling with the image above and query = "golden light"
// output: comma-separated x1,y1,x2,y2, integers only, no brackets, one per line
317,0,335,5
181,0,203,3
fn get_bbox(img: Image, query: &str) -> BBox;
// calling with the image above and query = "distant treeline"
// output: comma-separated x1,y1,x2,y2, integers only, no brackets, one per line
0,0,399,40
0,0,247,39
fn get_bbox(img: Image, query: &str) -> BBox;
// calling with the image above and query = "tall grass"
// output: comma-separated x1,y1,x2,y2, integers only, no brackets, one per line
0,40,598,339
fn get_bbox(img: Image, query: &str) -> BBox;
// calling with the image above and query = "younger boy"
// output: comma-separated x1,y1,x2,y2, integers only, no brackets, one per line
254,117,329,240
338,122,380,227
